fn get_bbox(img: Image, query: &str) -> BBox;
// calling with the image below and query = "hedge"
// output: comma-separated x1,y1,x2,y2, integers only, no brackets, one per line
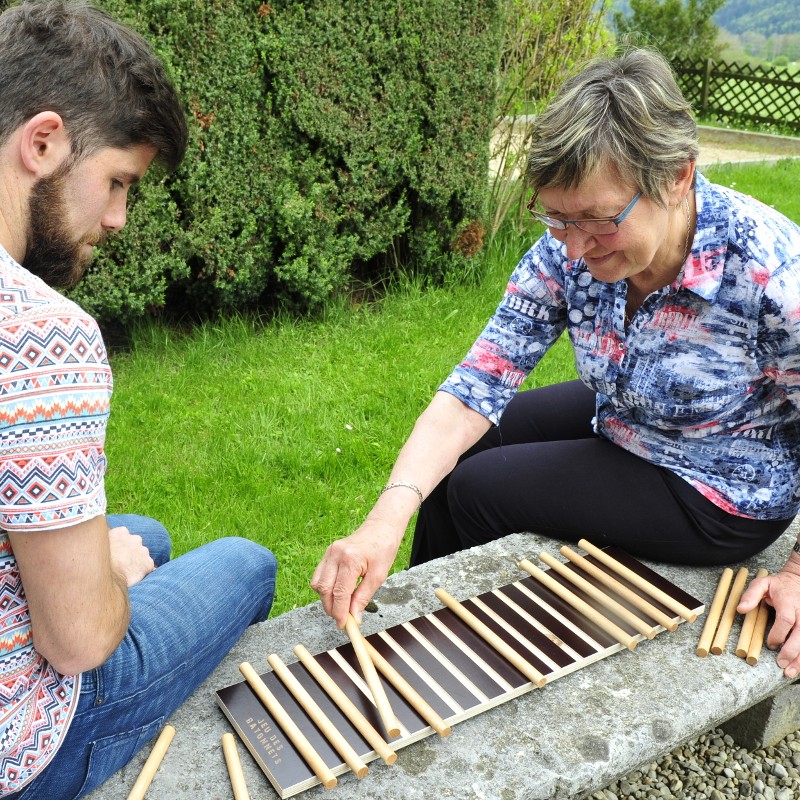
64,0,503,324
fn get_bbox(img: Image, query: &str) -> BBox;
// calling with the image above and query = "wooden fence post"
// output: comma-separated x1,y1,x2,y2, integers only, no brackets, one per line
701,58,713,115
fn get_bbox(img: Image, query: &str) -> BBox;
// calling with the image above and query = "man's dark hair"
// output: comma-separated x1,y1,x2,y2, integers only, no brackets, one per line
0,0,187,170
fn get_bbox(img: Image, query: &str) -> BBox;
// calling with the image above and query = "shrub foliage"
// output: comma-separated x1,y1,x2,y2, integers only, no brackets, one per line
66,0,502,323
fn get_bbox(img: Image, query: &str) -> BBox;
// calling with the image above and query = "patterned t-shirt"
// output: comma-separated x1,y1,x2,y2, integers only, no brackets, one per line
441,172,800,520
0,245,111,792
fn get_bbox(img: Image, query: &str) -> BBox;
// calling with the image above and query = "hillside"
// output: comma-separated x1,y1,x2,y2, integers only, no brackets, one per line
714,0,800,37
609,0,799,39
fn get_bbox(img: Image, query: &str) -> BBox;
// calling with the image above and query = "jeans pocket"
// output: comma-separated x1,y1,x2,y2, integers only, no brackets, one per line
76,715,166,798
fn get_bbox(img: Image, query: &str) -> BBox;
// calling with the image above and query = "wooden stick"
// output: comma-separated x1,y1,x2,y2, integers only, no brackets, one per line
696,567,734,658
363,638,452,737
434,587,547,688
221,732,251,800
293,645,397,765
539,551,659,640
710,567,749,655
560,545,678,632
735,568,769,658
267,653,369,778
344,614,401,738
746,600,771,666
239,662,337,789
520,559,638,651
126,724,176,800
578,539,697,622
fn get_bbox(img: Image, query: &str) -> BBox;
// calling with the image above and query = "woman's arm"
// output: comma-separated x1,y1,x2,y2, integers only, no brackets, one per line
311,391,491,628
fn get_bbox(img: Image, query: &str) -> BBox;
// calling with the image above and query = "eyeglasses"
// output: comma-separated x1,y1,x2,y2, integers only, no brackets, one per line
526,190,643,235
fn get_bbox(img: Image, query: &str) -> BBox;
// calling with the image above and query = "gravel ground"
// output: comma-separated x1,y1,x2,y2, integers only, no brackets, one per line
591,727,800,800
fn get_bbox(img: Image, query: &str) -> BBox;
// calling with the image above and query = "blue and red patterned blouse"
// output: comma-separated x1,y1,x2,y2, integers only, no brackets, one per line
441,172,800,521
0,246,111,792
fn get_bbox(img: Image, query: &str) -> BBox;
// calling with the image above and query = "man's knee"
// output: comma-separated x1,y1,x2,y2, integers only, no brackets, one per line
213,536,276,584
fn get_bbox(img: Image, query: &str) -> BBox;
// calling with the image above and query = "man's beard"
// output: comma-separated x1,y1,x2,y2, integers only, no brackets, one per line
23,167,104,289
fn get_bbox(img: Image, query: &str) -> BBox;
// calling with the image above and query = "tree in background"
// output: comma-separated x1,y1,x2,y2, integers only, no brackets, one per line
613,0,725,62
489,0,610,235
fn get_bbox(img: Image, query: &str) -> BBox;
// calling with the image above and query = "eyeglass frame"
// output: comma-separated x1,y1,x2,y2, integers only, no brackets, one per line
526,189,643,234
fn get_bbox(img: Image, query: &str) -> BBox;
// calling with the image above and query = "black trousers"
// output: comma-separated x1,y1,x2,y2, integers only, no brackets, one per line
410,380,792,567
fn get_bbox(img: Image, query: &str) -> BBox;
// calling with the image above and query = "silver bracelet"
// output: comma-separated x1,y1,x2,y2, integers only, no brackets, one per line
380,481,424,509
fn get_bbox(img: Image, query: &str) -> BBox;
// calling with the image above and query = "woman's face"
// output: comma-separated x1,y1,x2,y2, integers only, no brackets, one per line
535,169,684,286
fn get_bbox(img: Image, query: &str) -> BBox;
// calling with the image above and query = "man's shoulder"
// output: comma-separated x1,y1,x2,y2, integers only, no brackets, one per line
0,255,109,390
0,253,103,344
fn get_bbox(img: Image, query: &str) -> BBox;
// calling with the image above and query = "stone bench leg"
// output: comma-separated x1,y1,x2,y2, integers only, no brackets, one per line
721,682,800,750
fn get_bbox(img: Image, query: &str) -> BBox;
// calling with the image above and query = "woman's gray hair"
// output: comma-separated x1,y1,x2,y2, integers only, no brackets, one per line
526,48,699,206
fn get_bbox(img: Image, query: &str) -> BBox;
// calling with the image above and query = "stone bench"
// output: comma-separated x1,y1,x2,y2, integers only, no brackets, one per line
87,524,799,800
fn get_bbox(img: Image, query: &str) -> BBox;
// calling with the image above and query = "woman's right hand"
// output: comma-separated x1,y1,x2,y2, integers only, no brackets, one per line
311,518,404,628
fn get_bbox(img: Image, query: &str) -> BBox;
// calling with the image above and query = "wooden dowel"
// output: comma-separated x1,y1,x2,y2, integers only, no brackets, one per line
746,600,771,666
344,615,401,738
221,732,251,800
560,545,678,632
126,724,176,800
267,653,369,778
363,638,452,737
293,645,397,765
434,587,547,688
539,551,659,640
578,539,697,622
520,559,638,651
710,567,749,655
239,662,337,789
696,567,734,658
735,568,769,658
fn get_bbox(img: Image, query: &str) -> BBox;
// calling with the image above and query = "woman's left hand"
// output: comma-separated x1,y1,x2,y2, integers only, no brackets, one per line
738,563,800,678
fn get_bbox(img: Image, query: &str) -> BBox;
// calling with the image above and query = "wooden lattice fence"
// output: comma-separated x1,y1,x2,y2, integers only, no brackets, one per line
672,58,800,133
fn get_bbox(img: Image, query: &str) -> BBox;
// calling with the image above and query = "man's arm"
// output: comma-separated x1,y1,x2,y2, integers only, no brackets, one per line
9,515,154,675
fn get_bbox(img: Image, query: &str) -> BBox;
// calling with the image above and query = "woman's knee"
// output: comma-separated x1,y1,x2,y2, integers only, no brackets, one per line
447,457,500,547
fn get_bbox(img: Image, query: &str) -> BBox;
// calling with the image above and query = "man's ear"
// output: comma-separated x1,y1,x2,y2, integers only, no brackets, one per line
19,111,71,177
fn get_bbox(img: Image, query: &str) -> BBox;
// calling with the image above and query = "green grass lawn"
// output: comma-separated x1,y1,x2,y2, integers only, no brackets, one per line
105,157,800,617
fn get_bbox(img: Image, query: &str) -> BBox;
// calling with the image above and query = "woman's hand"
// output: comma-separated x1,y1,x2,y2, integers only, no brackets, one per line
738,562,800,678
311,519,403,629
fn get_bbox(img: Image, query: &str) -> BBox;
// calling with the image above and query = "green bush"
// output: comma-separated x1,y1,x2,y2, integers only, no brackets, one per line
67,0,502,324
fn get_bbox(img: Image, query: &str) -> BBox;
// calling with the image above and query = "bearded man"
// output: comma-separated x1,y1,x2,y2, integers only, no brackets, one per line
0,3,278,797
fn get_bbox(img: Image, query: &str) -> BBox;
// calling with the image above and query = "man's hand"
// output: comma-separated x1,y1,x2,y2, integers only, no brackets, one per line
738,563,800,679
108,525,155,587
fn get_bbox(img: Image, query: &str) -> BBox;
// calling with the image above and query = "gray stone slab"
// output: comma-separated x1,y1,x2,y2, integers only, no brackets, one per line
87,525,798,800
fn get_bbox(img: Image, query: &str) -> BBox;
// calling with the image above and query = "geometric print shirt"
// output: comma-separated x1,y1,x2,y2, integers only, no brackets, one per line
0,245,111,793
440,172,800,521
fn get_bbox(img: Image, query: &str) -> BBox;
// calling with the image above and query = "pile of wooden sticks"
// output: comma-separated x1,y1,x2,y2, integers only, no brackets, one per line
696,567,770,665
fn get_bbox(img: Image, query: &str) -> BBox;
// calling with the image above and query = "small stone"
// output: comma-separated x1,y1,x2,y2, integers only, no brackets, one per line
771,763,788,780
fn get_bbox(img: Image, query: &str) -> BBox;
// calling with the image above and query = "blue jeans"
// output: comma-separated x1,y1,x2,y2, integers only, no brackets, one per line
6,515,277,800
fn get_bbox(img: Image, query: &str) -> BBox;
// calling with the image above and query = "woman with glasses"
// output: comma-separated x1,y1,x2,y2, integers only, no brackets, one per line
312,48,800,677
